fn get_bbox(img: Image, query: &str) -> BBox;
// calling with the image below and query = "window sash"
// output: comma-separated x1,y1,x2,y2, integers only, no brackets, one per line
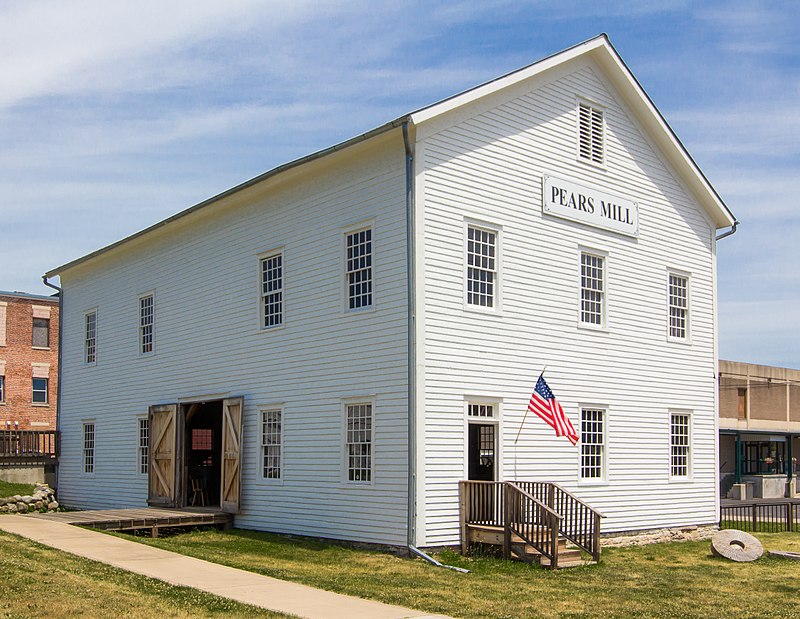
467,403,494,418
346,403,372,482
670,414,690,477
261,410,282,480
668,274,688,339
580,409,604,480
83,423,95,474
346,228,373,310
32,318,50,348
0,375,4,403
580,253,604,325
140,296,154,354
85,312,97,364
261,253,283,328
32,378,48,404
138,418,149,475
466,226,497,308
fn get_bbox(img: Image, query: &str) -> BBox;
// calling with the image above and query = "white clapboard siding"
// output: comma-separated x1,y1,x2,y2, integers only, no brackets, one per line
418,60,718,545
57,133,410,545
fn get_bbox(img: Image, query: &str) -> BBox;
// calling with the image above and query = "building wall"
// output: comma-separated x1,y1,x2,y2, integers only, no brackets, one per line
57,132,410,545
718,360,800,431
416,58,718,544
0,293,59,430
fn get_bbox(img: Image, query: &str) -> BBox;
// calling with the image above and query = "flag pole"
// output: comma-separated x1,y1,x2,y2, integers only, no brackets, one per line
514,366,546,444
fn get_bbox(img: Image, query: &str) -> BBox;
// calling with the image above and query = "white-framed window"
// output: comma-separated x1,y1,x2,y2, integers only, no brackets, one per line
83,422,95,474
466,225,498,309
32,378,48,404
139,294,154,355
138,418,149,475
0,374,5,403
668,272,689,340
670,413,691,478
578,100,604,165
580,408,605,481
260,251,283,328
345,401,373,483
261,409,282,480
85,311,97,364
345,227,373,310
580,252,605,327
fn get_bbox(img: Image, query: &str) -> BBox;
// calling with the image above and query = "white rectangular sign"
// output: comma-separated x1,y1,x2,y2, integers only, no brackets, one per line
542,175,639,237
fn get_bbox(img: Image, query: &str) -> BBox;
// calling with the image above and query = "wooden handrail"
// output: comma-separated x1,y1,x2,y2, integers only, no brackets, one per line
461,479,604,564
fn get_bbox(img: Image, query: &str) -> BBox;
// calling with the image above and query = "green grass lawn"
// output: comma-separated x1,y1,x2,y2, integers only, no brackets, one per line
0,480,36,497
0,531,293,618
129,528,800,619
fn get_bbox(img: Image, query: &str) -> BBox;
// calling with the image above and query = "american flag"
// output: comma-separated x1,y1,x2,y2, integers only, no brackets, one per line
527,374,579,445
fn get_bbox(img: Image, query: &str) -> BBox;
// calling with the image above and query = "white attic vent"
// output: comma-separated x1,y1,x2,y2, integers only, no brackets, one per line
578,101,604,164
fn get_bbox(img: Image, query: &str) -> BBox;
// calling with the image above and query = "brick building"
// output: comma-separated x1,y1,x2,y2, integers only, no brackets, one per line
0,291,60,430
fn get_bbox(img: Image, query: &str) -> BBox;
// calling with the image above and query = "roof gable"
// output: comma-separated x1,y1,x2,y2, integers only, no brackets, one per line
410,34,735,229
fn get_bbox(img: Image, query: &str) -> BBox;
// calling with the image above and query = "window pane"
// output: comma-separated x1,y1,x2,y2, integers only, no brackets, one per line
32,318,49,347
140,296,154,354
346,403,372,482
32,378,48,404
668,274,688,339
670,414,690,477
580,409,604,479
85,312,97,363
580,253,604,325
261,410,282,479
466,226,496,307
261,253,283,328
139,418,149,475
84,423,95,474
346,229,373,310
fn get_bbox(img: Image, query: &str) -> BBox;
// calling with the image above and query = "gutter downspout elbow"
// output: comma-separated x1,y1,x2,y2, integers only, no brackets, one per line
42,275,63,488
716,220,738,241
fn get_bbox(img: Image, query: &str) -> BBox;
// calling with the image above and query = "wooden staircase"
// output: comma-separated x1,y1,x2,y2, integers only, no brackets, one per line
460,481,605,569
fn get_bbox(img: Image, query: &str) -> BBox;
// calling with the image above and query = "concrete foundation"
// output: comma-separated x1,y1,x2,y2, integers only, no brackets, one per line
0,464,56,487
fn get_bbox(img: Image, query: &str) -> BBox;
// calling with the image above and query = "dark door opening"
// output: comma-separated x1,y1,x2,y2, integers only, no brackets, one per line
183,401,223,508
468,423,496,481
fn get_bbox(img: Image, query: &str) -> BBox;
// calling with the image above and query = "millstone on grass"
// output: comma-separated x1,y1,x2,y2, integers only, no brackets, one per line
711,529,763,562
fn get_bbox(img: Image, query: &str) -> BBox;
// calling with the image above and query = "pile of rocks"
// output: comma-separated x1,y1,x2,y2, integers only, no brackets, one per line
0,483,59,514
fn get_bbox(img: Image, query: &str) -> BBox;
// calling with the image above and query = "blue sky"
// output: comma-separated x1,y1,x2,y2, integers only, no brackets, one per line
1,1,798,367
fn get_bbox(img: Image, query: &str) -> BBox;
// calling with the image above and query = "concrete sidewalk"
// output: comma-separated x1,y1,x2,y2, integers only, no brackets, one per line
0,516,452,619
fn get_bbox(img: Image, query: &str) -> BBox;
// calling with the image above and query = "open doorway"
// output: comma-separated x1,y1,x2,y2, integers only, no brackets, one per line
184,401,223,508
148,397,242,513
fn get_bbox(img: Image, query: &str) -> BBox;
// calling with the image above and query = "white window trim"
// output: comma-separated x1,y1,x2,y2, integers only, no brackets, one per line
82,420,96,476
463,397,503,481
256,404,285,485
0,374,5,405
577,247,608,331
257,248,286,332
463,218,503,315
137,416,149,475
669,410,693,482
666,269,692,344
341,396,376,486
578,404,608,486
576,96,606,169
342,220,376,315
138,292,155,357
31,376,49,406
85,308,98,366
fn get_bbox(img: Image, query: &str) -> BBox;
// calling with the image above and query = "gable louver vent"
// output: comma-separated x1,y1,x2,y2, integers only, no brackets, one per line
578,102,604,164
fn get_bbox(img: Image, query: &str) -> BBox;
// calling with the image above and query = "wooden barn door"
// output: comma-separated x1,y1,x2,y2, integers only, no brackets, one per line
220,397,243,514
148,404,180,507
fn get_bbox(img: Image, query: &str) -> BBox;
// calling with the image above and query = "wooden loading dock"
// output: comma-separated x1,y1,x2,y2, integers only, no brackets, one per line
32,507,232,537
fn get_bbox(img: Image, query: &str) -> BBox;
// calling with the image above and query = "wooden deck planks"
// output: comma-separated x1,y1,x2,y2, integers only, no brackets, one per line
30,507,232,533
